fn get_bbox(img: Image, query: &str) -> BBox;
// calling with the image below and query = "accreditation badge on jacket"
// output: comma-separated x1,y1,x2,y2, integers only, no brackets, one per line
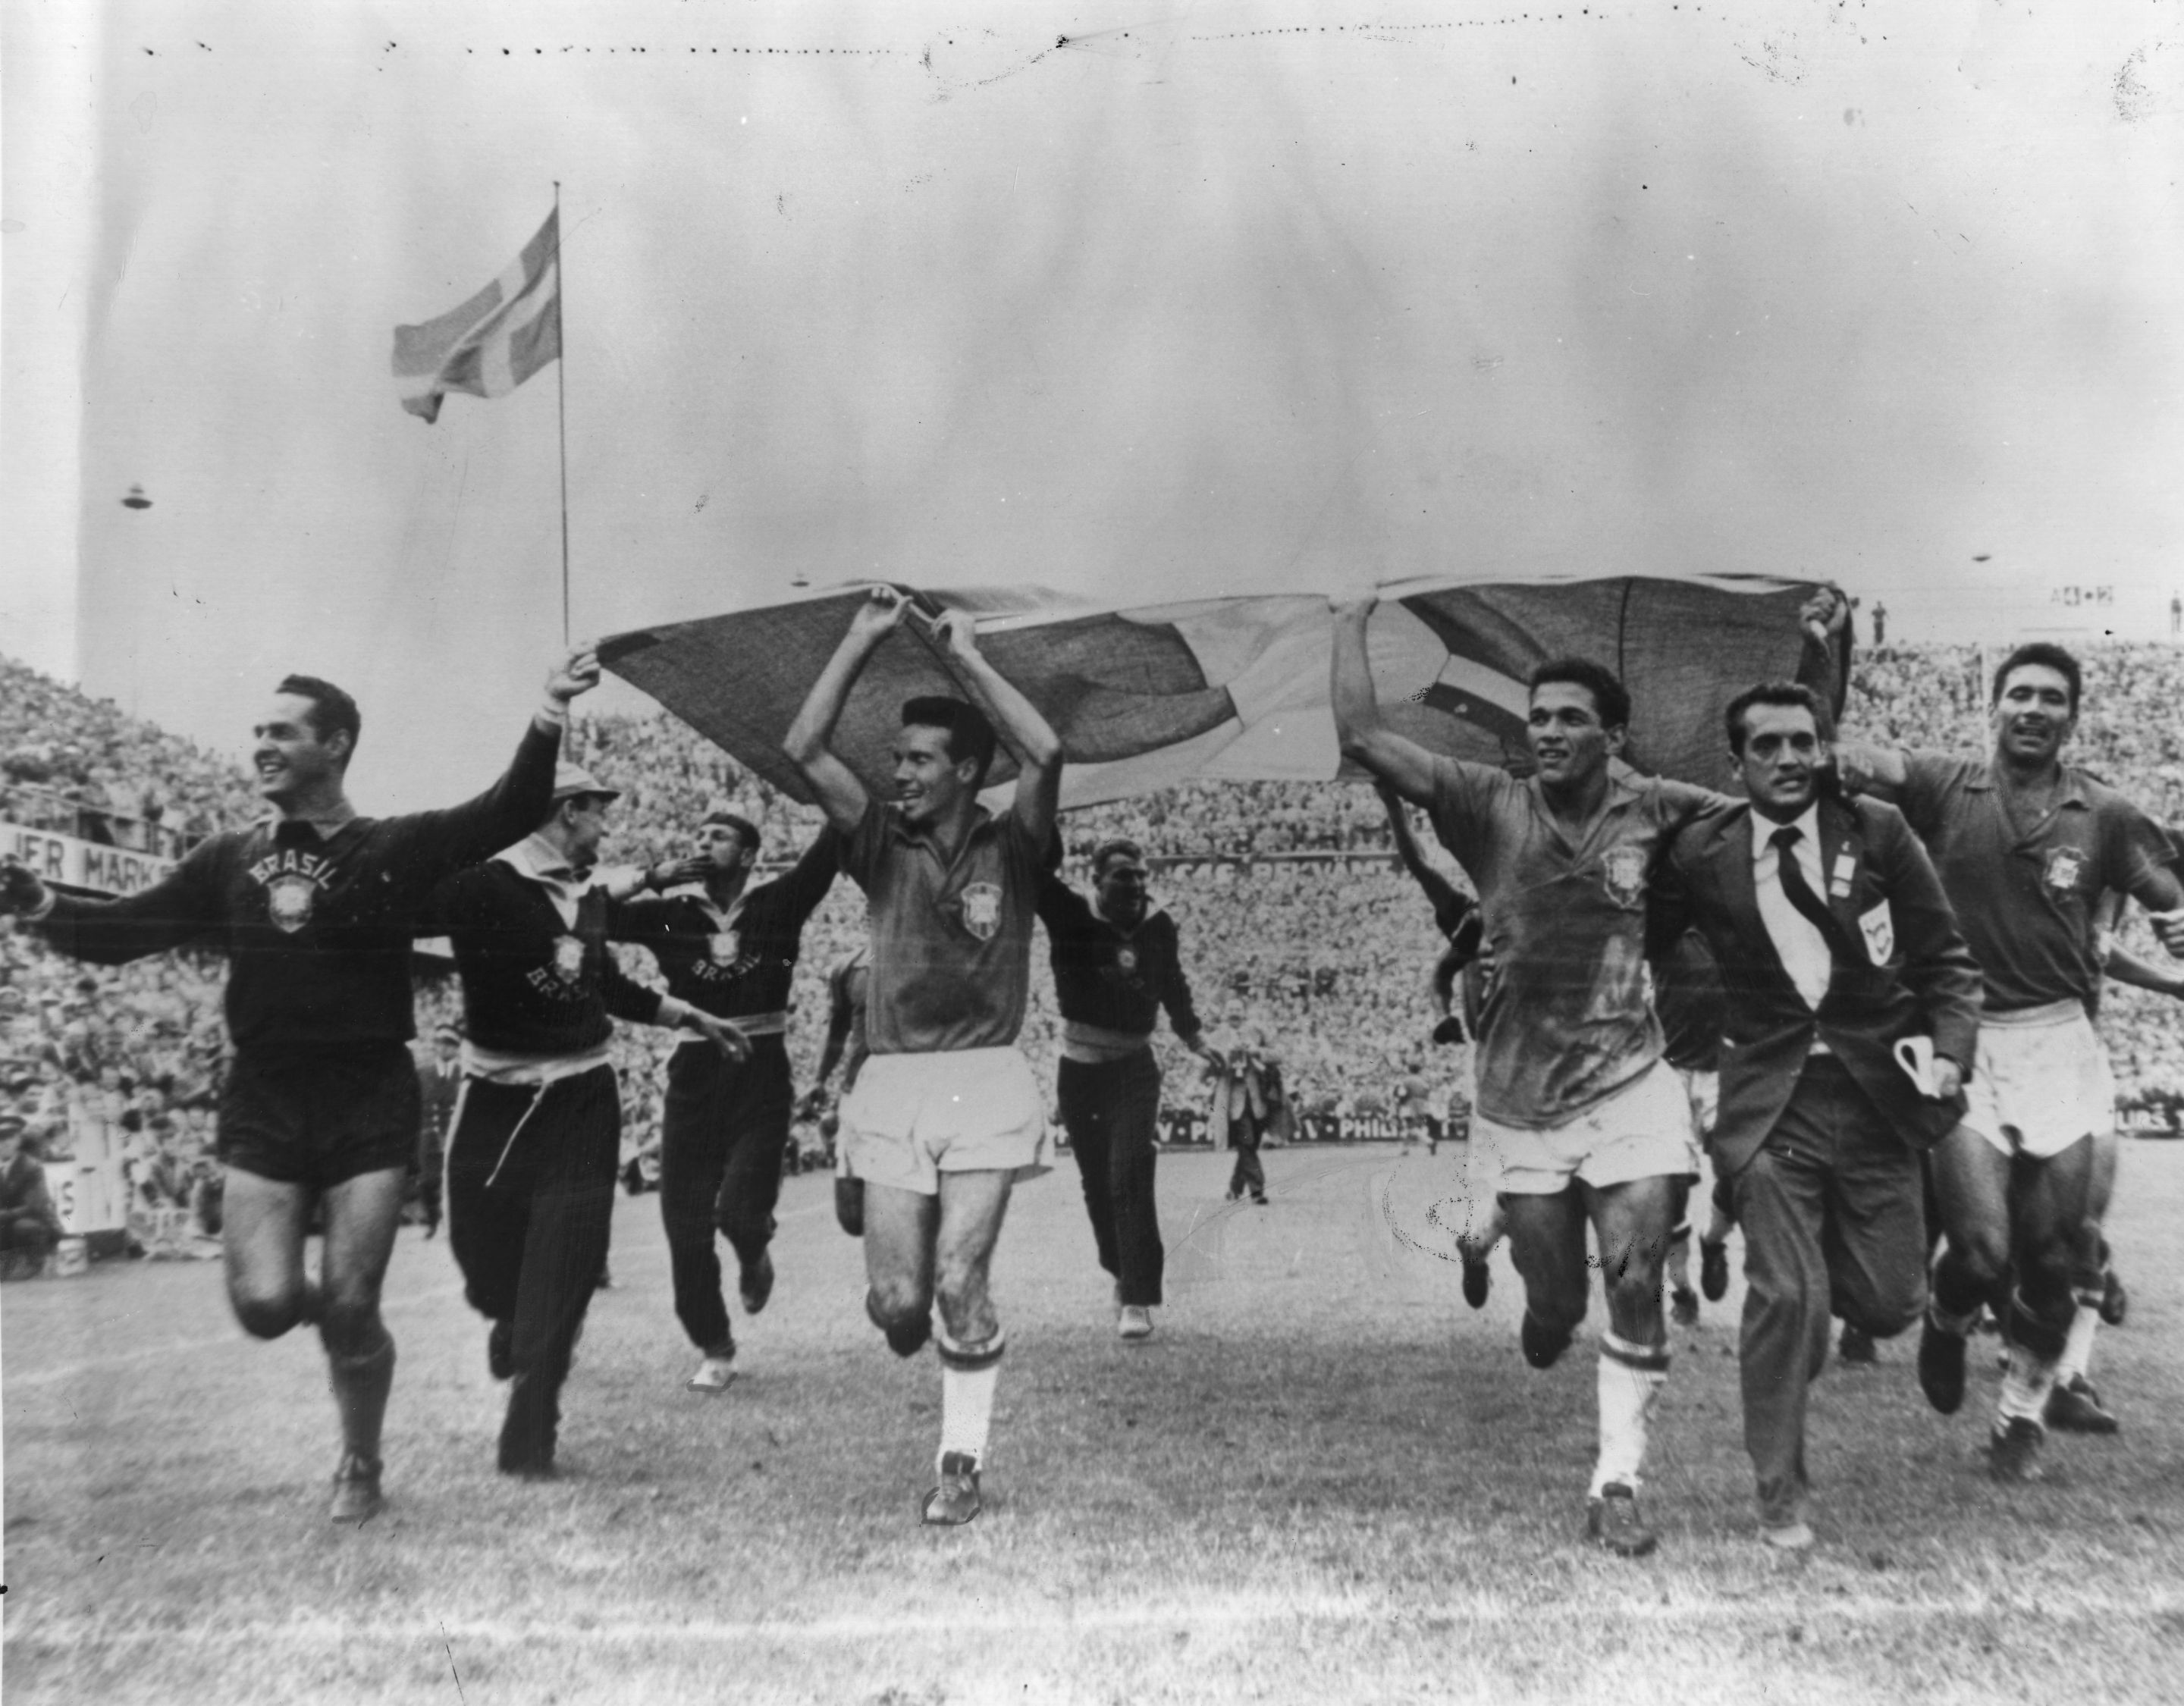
1858,901,1895,966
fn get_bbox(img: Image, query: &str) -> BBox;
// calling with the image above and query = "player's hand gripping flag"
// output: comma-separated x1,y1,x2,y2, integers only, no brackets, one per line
391,209,561,423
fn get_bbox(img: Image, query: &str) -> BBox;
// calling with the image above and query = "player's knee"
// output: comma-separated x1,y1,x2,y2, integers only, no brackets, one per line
317,1292,384,1356
1952,1228,2011,1291
866,1284,932,1356
229,1284,307,1341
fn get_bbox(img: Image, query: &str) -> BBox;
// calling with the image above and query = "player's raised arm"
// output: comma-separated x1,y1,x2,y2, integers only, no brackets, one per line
1330,595,1440,808
784,587,907,835
931,609,1063,848
1795,585,1855,724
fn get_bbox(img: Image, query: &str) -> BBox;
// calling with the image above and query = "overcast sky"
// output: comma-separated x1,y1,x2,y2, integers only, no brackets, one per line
5,0,2181,809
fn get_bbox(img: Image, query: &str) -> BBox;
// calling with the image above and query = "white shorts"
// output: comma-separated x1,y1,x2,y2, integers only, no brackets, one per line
1677,1068,1720,1142
1472,1060,1700,1196
839,1046,1048,1196
1963,1001,2114,1161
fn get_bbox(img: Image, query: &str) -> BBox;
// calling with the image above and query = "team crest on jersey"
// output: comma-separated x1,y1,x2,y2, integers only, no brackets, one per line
2044,847,2086,894
265,873,317,934
708,930,741,967
1601,845,1647,908
551,935,588,985
1115,945,1140,976
958,883,1003,942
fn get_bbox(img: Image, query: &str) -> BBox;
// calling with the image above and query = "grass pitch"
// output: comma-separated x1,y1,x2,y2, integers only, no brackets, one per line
6,1140,2182,1705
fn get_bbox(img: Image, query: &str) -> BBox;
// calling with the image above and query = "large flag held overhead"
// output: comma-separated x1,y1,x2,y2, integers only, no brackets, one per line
600,575,1837,813
391,209,562,424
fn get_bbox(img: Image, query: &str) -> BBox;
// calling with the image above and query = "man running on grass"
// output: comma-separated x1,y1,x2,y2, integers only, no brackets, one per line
1815,597,2184,1477
0,647,598,1522
784,585,1063,1526
1332,592,1832,1555
610,817,840,1392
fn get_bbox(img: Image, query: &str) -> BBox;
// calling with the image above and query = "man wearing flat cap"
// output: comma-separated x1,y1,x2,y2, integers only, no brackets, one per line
428,763,748,1479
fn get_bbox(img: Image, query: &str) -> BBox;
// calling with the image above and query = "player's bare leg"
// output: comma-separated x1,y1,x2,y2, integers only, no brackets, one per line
1990,1135,2101,1474
1580,1176,1676,1554
1921,1124,2013,1417
924,1171,1013,1525
861,1182,939,1354
222,1170,318,1340
2051,1128,2123,1433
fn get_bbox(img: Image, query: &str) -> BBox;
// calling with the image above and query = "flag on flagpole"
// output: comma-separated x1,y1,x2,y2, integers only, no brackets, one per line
391,210,561,423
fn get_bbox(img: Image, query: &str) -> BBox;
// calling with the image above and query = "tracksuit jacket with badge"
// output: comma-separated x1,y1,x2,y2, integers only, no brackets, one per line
429,861,669,1057
1034,875,1203,1046
31,723,561,1050
606,828,840,1026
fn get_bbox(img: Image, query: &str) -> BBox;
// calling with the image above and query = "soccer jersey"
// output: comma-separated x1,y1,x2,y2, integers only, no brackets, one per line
609,828,839,1024
1427,760,1716,1128
33,721,560,1049
1892,755,2174,1015
842,802,1042,1056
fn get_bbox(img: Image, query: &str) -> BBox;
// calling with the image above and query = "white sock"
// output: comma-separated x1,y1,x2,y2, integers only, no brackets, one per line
937,1331,1005,1471
1591,1334,1668,1497
2055,1306,2099,1387
1997,1344,2058,1427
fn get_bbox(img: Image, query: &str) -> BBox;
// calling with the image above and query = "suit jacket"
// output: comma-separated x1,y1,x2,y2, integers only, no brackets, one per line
1650,792,1982,1179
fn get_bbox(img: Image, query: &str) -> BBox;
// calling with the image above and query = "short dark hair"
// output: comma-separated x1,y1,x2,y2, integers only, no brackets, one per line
701,810,761,855
1091,837,1146,877
1724,682,1833,756
275,675,361,755
1527,658,1630,732
900,696,997,789
1991,643,2081,715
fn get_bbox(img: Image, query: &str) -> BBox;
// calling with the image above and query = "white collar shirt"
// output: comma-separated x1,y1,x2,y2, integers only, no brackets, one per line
1749,804,1832,1013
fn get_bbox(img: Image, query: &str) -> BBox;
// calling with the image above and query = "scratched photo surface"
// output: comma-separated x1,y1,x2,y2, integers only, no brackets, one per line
5,3,2184,1704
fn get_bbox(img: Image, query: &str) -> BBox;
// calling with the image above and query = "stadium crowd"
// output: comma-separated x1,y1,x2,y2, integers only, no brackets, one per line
4,638,2182,1256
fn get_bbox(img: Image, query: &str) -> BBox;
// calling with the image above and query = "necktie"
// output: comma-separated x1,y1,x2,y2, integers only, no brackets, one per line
1769,826,1847,956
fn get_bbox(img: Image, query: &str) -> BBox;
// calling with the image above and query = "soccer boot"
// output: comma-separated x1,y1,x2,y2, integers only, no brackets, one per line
1759,1518,1815,1553
328,1452,384,1524
1462,1256,1492,1312
487,1320,514,1382
1699,1240,1730,1304
1584,1483,1658,1559
1916,1318,1967,1415
2044,1375,2119,1435
1670,1285,1700,1328
687,1348,738,1394
834,1178,866,1237
1117,1305,1154,1342
1987,1416,2045,1483
1837,1323,1877,1365
739,1250,776,1316
2099,1268,2129,1328
1520,1312,1572,1371
920,1451,982,1526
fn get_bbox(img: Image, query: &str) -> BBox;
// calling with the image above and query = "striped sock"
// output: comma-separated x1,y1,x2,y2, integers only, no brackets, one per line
1997,1344,2058,1427
2054,1304,2100,1388
936,1331,1006,1473
1590,1332,1670,1497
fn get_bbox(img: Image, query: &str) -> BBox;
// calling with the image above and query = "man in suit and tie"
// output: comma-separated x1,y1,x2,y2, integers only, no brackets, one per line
1652,682,1982,1551
415,1023,463,1238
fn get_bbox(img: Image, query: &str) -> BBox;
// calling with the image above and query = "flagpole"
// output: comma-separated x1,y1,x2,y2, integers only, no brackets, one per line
554,180,570,647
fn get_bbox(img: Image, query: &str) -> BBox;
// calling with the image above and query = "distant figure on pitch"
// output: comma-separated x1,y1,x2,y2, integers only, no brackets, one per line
804,942,873,1237
0,648,597,1522
609,816,840,1393
431,764,748,1479
785,586,1064,1527
1037,838,1219,1341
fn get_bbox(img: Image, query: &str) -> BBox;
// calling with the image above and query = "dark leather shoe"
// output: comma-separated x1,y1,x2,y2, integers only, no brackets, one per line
1699,1241,1730,1303
1917,1317,1966,1415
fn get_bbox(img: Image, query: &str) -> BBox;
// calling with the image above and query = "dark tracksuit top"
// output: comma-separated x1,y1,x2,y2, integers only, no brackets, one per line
1035,879,1204,1052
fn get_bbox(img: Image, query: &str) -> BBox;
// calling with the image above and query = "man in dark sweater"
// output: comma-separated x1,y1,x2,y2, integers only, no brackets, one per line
609,816,840,1391
432,764,746,1479
0,648,597,1523
1037,839,1218,1341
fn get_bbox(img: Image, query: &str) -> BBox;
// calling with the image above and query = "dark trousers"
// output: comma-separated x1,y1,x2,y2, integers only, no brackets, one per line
1058,1050,1166,1307
1729,1055,1927,1524
446,1065,621,1473
1228,1112,1266,1200
658,1039,792,1353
